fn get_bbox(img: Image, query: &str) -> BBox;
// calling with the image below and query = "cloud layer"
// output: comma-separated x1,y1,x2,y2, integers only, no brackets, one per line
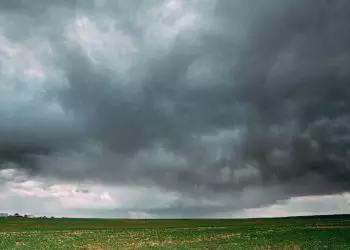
1,0,350,216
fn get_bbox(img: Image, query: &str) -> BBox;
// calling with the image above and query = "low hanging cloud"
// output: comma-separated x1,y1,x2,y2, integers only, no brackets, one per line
1,0,350,215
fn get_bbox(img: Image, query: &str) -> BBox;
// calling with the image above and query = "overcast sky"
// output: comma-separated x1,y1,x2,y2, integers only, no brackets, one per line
0,0,350,218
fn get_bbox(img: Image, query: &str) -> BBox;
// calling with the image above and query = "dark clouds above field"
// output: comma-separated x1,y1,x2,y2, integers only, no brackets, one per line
1,0,350,217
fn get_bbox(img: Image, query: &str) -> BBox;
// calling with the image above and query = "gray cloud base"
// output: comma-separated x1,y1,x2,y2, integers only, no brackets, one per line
1,0,350,212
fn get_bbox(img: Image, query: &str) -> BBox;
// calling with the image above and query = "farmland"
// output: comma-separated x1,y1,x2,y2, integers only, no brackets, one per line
0,215,349,249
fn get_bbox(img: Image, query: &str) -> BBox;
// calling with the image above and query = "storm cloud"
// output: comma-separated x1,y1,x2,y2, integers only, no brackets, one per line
1,0,350,214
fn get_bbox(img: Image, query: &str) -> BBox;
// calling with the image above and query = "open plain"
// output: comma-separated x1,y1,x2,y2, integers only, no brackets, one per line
0,215,349,249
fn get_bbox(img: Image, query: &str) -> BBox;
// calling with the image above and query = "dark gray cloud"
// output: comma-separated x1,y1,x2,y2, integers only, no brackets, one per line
0,0,75,14
1,0,350,213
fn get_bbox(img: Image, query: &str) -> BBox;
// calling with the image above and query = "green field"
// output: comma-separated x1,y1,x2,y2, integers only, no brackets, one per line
0,215,349,249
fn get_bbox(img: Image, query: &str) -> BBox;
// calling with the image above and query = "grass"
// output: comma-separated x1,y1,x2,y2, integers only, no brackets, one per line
0,215,349,249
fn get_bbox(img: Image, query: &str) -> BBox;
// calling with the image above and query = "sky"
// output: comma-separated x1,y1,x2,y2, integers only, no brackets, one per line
0,0,350,218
